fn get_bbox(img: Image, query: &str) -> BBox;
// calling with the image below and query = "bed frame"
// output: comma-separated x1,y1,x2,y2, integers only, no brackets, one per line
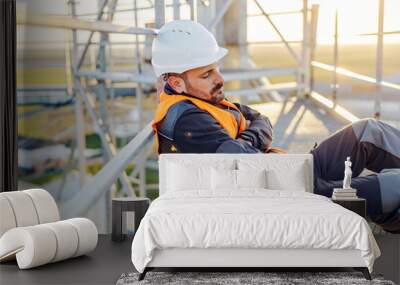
138,154,372,281
139,248,371,280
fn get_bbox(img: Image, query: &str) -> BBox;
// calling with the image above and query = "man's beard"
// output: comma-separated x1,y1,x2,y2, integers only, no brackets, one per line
209,82,224,104
183,80,225,104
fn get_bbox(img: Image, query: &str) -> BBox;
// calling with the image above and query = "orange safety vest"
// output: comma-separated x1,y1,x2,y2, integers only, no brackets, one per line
152,92,247,154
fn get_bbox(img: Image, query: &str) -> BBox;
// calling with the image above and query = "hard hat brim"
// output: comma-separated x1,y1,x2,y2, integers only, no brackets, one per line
152,47,228,77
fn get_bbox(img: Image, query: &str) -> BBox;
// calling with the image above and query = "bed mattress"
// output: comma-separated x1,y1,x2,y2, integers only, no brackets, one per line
131,190,380,273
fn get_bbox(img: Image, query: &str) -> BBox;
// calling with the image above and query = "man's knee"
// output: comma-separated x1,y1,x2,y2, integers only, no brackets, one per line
351,118,379,140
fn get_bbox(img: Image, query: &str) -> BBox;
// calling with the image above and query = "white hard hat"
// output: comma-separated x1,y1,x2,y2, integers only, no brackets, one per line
151,20,228,77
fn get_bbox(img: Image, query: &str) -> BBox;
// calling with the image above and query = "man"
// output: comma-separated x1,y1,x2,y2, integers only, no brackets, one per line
151,20,400,233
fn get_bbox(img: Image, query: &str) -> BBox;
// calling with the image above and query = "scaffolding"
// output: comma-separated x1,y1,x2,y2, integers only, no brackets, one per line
16,0,400,232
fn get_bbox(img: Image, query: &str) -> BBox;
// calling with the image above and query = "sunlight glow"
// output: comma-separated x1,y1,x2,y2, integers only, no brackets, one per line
312,61,400,91
310,92,360,123
248,0,400,44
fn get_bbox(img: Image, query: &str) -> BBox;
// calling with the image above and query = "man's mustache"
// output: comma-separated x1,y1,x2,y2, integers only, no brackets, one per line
210,83,224,95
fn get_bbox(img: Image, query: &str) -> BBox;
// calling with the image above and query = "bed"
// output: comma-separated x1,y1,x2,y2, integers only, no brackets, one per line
131,154,380,280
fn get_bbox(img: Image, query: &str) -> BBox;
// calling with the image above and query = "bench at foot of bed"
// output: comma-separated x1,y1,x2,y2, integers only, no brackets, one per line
354,267,372,280
137,267,372,281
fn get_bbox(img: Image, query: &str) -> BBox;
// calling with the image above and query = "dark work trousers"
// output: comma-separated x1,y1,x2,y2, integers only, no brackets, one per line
311,118,400,227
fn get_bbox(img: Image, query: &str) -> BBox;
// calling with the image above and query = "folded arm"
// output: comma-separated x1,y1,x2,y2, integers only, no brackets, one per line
234,103,273,152
173,109,262,153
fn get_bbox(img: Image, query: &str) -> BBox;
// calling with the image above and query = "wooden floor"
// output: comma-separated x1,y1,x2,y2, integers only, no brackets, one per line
1,234,398,285
0,235,133,285
250,97,344,153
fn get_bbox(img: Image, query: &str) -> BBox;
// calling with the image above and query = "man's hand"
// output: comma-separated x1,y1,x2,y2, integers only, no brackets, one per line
245,119,251,128
237,137,253,146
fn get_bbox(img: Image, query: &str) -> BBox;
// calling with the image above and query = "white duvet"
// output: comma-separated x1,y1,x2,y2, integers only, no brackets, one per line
131,190,380,273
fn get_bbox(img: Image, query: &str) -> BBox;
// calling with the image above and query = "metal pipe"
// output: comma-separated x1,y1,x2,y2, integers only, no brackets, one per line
309,4,319,95
332,9,338,106
246,40,302,45
96,33,110,134
248,10,303,17
77,0,109,69
309,92,360,124
297,0,309,98
59,123,154,218
311,61,400,91
359,30,400,36
242,56,284,102
76,3,189,16
188,0,197,21
173,0,180,20
207,0,233,30
154,0,165,28
68,0,87,190
16,10,158,35
77,80,135,197
225,82,297,97
375,0,384,119
134,0,146,197
77,67,297,83
253,0,300,63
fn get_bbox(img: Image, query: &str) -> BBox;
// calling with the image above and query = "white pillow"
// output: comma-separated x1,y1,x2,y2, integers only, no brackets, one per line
167,162,211,191
211,169,267,191
266,161,307,191
211,168,237,191
236,169,267,189
237,158,308,192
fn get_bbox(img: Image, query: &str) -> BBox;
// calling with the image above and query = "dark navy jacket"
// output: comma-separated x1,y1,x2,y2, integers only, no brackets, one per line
157,84,273,154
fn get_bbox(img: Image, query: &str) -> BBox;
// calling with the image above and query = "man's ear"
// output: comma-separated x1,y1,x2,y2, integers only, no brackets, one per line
167,75,187,94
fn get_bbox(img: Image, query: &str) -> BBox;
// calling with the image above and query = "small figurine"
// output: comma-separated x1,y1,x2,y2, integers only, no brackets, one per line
343,157,352,189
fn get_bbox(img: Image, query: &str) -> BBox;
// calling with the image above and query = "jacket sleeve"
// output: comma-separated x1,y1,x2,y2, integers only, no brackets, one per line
234,103,273,152
173,108,261,153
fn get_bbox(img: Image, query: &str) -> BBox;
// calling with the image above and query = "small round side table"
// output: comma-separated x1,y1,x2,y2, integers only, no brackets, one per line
112,197,150,242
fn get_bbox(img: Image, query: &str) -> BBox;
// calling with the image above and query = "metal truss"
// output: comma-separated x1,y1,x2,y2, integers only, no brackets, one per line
17,0,399,223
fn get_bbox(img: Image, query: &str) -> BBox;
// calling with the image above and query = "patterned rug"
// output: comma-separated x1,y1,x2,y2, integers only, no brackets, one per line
116,271,395,285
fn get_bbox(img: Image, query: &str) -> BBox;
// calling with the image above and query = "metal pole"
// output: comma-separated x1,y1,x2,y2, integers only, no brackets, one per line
134,0,144,129
107,43,115,125
97,33,110,133
173,0,180,20
106,0,119,115
238,0,248,105
188,0,197,21
78,79,135,197
239,0,247,66
77,0,109,69
60,124,154,219
309,4,319,95
134,0,146,197
375,0,384,119
154,0,165,28
68,0,86,189
207,0,233,30
332,9,339,106
304,0,312,97
97,0,118,143
96,0,114,234
312,61,400,91
253,0,300,63
297,0,308,98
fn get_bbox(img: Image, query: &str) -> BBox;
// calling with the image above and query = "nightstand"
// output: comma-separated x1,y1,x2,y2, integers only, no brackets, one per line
331,198,366,218
112,197,150,242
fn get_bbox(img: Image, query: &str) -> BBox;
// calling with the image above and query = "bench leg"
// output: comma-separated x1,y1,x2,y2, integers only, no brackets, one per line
138,268,148,281
354,267,372,280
